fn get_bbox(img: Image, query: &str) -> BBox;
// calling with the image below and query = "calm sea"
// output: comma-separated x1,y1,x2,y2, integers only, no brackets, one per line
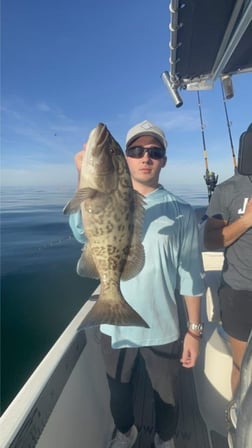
0,185,207,414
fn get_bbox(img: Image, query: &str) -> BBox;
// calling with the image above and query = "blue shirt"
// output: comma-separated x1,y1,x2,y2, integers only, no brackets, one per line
69,186,204,348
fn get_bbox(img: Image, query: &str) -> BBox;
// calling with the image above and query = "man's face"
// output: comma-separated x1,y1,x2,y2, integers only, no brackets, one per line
126,135,167,189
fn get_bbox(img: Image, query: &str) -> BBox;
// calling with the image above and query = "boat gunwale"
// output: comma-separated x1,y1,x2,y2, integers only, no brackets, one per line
0,301,95,447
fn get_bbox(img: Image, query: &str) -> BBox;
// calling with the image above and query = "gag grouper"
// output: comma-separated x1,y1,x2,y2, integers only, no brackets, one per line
64,123,148,328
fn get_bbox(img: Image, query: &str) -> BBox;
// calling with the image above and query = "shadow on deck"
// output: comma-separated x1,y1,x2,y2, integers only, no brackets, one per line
130,345,228,448
127,287,229,448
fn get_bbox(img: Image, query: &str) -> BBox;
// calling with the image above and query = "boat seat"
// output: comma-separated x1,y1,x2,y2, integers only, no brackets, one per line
192,250,233,441
202,251,224,322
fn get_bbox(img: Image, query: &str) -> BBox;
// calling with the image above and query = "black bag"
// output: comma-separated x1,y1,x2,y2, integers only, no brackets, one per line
238,123,252,176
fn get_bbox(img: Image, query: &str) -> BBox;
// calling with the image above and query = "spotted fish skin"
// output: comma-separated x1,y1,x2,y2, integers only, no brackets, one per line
64,123,147,328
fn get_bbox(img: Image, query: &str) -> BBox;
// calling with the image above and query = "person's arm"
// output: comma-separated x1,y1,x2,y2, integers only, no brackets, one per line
74,144,86,188
177,207,205,368
180,295,201,368
68,145,87,244
204,198,252,250
69,211,86,244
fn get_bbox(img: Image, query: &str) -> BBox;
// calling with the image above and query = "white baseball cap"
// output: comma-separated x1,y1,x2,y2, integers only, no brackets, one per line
126,120,167,149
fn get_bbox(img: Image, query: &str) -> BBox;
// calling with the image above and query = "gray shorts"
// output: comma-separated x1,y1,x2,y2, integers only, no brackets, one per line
100,332,182,406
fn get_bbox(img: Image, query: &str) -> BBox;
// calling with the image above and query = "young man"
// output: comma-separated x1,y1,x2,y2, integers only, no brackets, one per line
204,171,252,397
69,120,205,448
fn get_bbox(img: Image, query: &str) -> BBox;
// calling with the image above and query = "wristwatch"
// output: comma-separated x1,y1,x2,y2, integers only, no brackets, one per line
187,321,204,335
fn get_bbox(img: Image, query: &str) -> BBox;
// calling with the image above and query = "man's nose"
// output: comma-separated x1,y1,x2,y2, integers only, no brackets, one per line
142,151,151,161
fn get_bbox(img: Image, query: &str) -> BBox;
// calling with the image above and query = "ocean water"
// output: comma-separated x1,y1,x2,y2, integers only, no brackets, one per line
1,186,99,414
0,185,207,414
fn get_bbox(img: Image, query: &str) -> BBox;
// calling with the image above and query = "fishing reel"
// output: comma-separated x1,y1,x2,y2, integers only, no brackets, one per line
204,170,218,202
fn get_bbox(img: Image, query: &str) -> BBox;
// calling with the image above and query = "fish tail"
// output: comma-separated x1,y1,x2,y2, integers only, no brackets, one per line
78,297,149,329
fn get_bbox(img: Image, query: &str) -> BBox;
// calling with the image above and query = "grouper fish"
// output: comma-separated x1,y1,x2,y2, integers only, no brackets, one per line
64,123,148,328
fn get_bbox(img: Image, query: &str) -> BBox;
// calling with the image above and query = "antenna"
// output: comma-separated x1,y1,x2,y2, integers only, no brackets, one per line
197,91,218,202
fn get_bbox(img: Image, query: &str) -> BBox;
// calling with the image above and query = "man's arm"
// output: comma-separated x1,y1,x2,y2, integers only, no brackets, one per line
204,198,252,250
68,146,87,244
177,206,204,368
69,211,86,244
74,144,86,188
180,295,201,368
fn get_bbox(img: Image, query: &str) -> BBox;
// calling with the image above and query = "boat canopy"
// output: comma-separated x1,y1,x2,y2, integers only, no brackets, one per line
162,0,252,106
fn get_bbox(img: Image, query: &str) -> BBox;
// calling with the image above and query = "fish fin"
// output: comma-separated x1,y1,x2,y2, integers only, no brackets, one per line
77,296,149,329
82,192,112,214
76,244,99,278
121,243,145,280
63,188,97,214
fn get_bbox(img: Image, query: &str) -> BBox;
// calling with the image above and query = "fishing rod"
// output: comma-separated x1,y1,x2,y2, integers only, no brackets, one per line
220,78,238,173
197,91,218,202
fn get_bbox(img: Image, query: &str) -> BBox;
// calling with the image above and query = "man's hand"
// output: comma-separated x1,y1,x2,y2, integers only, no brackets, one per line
74,143,86,188
74,143,86,174
180,332,200,368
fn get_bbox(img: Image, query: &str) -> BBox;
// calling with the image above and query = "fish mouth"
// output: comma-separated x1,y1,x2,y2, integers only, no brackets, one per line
87,123,115,175
96,123,109,146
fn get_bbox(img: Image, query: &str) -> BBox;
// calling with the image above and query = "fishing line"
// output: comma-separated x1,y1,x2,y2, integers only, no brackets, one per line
29,234,75,257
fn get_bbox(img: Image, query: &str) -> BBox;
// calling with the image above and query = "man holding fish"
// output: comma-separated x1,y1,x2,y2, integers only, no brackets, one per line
67,120,205,448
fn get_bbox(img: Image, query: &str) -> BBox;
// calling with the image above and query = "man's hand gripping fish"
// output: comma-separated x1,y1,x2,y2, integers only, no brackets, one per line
64,123,148,328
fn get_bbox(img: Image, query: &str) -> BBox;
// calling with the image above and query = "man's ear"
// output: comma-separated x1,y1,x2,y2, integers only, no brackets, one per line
161,156,167,168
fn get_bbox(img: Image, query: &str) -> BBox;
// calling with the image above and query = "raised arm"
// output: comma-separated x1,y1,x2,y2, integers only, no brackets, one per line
68,144,87,244
74,143,86,188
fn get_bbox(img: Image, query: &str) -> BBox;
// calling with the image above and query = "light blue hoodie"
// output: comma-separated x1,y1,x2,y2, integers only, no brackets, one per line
69,186,205,348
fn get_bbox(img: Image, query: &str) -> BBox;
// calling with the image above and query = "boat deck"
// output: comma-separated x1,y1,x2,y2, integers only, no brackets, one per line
114,289,229,448
130,341,228,448
0,216,232,447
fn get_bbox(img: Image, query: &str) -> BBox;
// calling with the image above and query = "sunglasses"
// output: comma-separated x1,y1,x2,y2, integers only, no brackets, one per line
126,146,165,160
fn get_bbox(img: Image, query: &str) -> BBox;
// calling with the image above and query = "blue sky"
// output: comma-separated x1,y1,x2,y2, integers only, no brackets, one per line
1,0,252,192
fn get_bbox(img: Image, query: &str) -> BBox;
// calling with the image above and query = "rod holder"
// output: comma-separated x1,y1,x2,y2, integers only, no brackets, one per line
161,71,183,108
221,75,234,99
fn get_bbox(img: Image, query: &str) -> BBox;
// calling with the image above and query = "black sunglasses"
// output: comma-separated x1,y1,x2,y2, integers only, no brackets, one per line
126,146,165,160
